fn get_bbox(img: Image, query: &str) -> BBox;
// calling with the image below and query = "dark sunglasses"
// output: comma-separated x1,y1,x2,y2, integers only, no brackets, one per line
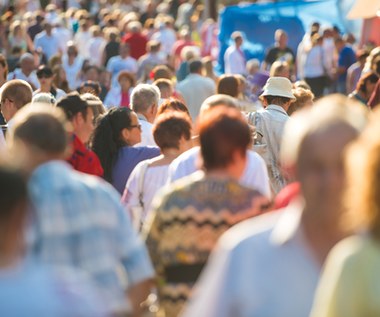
37,72,53,79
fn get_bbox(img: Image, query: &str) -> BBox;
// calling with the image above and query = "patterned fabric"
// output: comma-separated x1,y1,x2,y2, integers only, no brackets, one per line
143,172,266,317
68,134,104,177
28,160,154,314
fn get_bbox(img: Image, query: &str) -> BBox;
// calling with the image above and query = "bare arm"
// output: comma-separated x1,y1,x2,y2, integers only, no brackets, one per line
128,278,155,317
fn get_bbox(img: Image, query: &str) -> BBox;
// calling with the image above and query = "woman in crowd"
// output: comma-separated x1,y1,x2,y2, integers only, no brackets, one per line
91,107,160,194
143,106,268,317
104,71,135,108
348,71,378,105
287,87,314,116
310,109,380,317
123,111,192,231
34,65,66,100
7,20,33,55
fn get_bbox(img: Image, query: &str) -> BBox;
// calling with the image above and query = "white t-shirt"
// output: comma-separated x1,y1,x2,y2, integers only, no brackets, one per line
168,147,271,198
124,162,169,230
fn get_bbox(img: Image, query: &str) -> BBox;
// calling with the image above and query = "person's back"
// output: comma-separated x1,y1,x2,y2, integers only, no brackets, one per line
177,59,215,121
0,261,107,317
0,166,108,317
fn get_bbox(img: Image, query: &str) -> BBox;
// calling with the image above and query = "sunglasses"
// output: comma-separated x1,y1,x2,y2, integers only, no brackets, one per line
37,73,53,79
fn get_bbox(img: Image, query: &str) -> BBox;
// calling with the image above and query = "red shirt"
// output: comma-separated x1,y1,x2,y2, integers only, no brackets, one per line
68,134,104,177
122,33,148,60
120,91,130,107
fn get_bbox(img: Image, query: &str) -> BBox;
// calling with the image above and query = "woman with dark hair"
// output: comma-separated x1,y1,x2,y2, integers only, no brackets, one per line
34,65,66,100
123,112,192,230
348,71,378,105
144,106,268,317
0,54,8,87
91,107,160,194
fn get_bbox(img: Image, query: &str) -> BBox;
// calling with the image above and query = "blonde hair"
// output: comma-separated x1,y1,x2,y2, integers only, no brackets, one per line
345,108,380,238
281,94,368,170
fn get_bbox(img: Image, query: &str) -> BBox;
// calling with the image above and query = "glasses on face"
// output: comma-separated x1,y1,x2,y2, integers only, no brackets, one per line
129,124,142,131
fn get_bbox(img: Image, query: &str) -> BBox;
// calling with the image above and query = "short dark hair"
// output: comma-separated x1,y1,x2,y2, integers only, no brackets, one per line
263,95,291,106
198,106,250,170
217,75,239,98
189,59,203,73
153,112,192,150
357,72,379,93
55,92,89,121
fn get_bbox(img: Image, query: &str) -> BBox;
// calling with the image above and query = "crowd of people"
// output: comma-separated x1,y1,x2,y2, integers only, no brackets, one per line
0,1,380,317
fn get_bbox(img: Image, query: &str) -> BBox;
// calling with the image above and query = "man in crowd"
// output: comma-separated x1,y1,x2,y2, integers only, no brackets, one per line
262,29,296,77
7,53,39,90
334,37,357,94
224,31,247,75
247,76,295,195
34,22,60,61
0,79,33,128
0,165,107,316
177,59,216,122
168,94,271,199
8,105,154,317
181,96,367,317
56,93,103,176
107,42,138,88
130,83,160,146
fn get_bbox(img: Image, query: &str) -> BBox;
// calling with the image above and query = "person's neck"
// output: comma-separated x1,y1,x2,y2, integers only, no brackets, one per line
22,69,32,77
301,208,346,265
206,167,240,181
0,254,21,269
40,85,50,93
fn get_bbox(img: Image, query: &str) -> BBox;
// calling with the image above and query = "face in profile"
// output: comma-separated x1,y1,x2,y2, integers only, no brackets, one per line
297,124,357,218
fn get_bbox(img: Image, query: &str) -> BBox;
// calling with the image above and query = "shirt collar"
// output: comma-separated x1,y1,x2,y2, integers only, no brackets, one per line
266,104,289,116
137,113,148,121
270,198,305,246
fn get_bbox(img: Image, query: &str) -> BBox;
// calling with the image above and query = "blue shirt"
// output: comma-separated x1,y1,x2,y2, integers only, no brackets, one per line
112,146,161,194
34,31,60,60
28,160,154,314
0,260,107,317
338,46,356,83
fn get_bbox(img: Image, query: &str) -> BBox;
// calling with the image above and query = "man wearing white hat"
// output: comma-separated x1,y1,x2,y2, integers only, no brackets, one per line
248,76,295,195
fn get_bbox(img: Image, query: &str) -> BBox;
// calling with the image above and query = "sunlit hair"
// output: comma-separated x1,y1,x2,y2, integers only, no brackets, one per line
157,98,190,117
153,112,192,150
344,108,380,238
287,87,314,116
9,104,71,155
198,106,250,170
216,75,239,98
281,94,368,170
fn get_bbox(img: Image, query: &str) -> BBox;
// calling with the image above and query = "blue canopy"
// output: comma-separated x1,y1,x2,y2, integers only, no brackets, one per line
218,0,359,73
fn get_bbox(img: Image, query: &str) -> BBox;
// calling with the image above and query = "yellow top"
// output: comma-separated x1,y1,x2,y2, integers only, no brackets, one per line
311,235,380,317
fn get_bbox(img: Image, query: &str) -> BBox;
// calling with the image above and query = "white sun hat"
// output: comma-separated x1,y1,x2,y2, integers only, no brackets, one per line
261,77,296,100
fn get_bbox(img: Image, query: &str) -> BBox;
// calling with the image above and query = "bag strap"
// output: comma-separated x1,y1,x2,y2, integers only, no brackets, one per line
137,160,151,210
